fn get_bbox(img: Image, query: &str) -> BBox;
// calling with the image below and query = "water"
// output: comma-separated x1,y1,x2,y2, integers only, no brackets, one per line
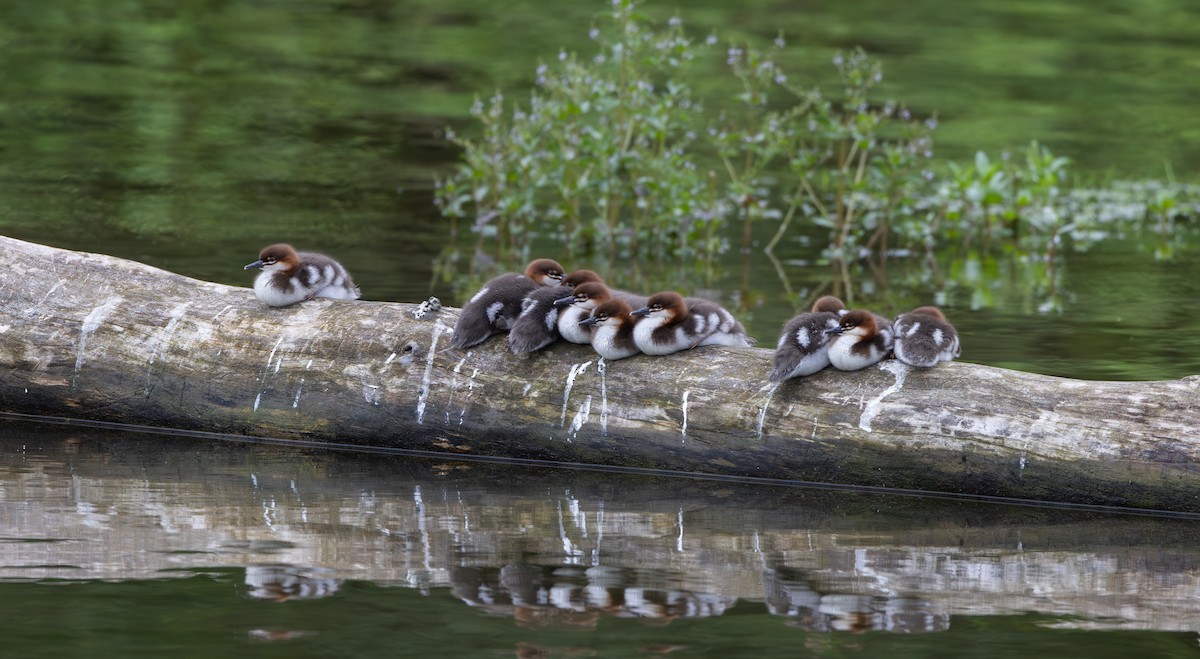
2,421,1199,657
2,0,1200,653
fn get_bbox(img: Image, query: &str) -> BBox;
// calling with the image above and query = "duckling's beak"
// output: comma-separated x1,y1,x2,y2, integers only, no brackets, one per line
244,259,264,270
579,316,600,327
824,326,845,335
630,306,651,317
553,295,577,308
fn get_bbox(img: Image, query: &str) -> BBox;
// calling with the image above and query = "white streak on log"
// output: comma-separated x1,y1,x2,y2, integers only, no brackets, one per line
597,359,608,437
253,333,287,413
362,383,381,406
144,302,191,395
384,352,397,365
74,296,123,376
560,361,593,427
522,383,532,397
756,383,780,439
149,303,190,366
292,379,305,409
415,319,446,424
264,335,285,376
453,357,466,373
26,280,63,317
460,368,479,426
681,390,691,439
860,360,910,431
568,395,592,442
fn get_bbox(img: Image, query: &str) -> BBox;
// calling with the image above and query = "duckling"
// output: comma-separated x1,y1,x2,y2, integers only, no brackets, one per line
769,295,847,383
451,258,565,349
554,281,640,344
560,269,605,290
579,298,641,360
630,292,754,355
559,270,648,307
507,285,570,356
825,309,894,371
893,306,960,367
243,243,360,307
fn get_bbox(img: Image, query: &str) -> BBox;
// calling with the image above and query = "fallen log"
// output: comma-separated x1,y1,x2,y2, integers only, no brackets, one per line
1,235,1198,511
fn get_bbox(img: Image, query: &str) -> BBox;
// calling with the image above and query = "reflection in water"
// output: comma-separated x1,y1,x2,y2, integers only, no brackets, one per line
765,568,949,633
450,564,736,629
2,421,1200,645
243,565,341,602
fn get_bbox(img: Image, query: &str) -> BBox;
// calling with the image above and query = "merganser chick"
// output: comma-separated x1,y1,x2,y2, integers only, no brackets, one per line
243,243,360,307
507,285,569,356
630,292,754,355
579,299,641,360
824,309,895,371
560,269,605,289
554,282,626,344
893,306,960,367
451,258,565,349
560,269,648,307
768,295,847,383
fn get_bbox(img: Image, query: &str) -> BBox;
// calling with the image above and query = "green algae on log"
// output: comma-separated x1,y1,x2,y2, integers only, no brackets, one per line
1,235,1198,512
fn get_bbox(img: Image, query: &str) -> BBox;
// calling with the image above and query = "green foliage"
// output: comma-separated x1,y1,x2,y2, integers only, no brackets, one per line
436,1,721,262
436,0,1198,269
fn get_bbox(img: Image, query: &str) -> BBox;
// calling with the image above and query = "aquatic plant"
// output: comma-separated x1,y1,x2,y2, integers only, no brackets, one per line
436,1,721,263
435,0,1198,274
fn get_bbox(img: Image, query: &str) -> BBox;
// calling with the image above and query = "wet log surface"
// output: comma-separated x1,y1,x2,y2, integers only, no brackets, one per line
1,235,1198,511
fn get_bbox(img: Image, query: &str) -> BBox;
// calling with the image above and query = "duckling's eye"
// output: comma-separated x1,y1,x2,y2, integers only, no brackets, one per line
598,313,610,321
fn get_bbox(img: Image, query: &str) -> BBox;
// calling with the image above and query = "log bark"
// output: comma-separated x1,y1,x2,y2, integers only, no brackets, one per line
1,235,1198,511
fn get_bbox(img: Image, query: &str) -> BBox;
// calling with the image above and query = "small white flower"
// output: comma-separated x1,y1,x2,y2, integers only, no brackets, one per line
589,28,600,40
706,34,718,46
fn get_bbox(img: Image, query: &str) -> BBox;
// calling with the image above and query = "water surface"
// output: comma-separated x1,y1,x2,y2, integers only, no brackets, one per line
2,421,1199,656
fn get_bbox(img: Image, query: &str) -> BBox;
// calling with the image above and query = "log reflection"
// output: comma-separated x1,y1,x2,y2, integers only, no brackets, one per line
2,424,1199,635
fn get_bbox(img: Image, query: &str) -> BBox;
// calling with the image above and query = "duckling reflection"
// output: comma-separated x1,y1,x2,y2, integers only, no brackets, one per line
448,563,736,628
763,568,949,633
243,565,342,602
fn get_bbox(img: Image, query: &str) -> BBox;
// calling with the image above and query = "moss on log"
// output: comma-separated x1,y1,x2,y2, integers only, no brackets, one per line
1,235,1198,511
